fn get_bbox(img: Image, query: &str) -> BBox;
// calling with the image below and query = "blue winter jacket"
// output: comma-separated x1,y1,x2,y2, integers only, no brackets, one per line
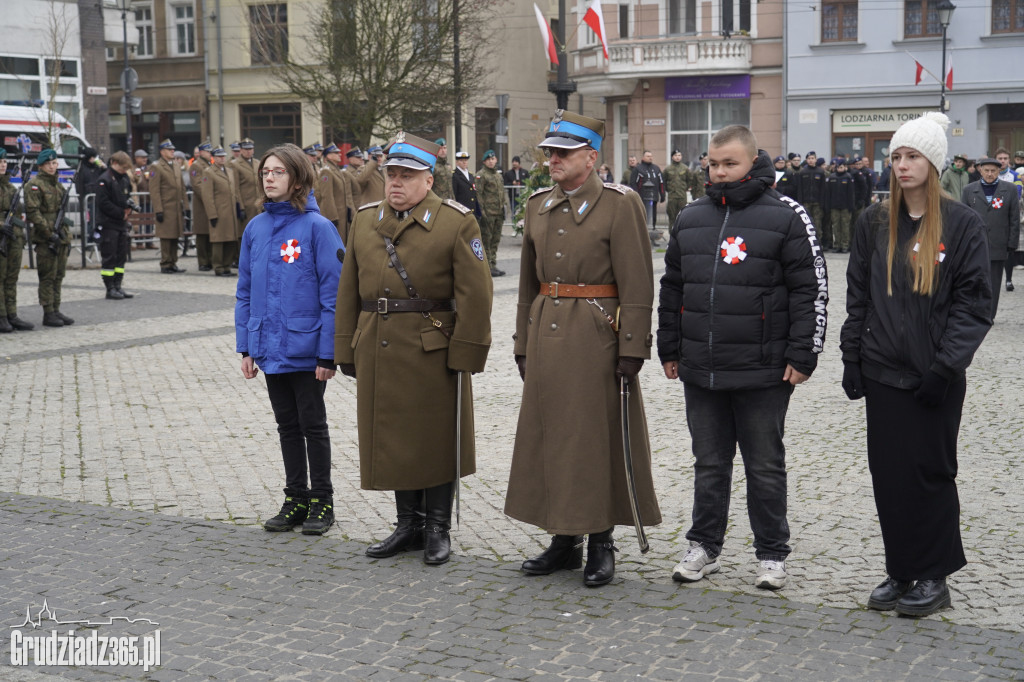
235,192,344,373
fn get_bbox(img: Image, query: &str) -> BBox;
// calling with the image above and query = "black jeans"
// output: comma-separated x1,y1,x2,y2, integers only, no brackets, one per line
99,227,129,277
265,371,333,498
683,381,794,561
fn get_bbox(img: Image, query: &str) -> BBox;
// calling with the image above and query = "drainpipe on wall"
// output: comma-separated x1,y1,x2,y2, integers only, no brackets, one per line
215,0,224,146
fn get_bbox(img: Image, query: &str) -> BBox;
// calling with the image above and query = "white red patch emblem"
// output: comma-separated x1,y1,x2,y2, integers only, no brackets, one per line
280,239,301,263
992,197,1004,209
720,236,747,264
912,241,946,264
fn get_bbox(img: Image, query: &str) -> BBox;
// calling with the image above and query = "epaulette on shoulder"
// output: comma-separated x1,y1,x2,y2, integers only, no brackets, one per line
443,198,471,215
529,186,556,200
603,182,633,195
358,200,383,211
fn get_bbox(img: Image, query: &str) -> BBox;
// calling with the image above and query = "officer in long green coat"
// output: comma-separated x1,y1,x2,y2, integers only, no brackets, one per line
26,149,74,328
189,142,213,271
505,110,661,588
663,149,690,227
0,149,32,331
475,149,506,277
334,132,492,567
150,139,187,273
431,139,454,201
198,148,240,276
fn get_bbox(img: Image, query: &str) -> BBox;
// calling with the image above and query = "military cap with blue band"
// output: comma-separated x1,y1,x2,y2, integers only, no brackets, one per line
346,147,362,158
159,138,175,150
539,110,604,152
229,142,241,151
212,147,227,157
198,141,213,152
324,143,340,154
382,132,439,172
240,138,255,149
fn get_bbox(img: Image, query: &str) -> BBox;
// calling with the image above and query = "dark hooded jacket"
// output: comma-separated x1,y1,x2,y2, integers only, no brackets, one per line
658,149,829,390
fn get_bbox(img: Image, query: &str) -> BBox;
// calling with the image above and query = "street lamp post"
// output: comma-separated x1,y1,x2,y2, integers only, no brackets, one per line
937,0,956,113
120,0,133,152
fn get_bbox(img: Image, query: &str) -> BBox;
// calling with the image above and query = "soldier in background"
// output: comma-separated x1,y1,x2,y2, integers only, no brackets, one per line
229,141,242,161
476,149,506,277
334,133,492,567
189,141,214,271
355,146,385,204
690,152,708,200
432,139,454,201
26,149,73,327
452,150,477,214
344,148,364,207
306,146,337,226
663,149,689,227
232,138,261,235
322,143,355,244
198,147,240,277
796,151,827,248
150,139,187,273
0,149,32,332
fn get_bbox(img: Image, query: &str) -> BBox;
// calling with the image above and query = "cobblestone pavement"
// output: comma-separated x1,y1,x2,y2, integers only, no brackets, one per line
1,238,1022,679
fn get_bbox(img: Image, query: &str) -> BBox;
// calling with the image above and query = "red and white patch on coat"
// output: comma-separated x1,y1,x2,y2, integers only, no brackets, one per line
720,236,747,264
912,241,946,264
992,197,1004,209
280,239,301,263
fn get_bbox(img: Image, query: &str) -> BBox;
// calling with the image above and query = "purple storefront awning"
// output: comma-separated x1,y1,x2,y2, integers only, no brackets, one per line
665,75,750,101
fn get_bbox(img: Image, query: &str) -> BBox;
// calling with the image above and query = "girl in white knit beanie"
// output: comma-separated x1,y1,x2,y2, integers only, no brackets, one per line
839,111,993,618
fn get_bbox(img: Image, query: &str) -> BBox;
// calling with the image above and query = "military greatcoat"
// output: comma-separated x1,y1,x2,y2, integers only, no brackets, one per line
355,158,385,205
323,159,354,244
334,191,493,491
231,156,261,230
149,158,185,240
189,158,211,236
198,163,240,243
504,170,662,535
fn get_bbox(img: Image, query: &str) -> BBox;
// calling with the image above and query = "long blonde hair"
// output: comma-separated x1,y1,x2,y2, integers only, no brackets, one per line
885,168,948,296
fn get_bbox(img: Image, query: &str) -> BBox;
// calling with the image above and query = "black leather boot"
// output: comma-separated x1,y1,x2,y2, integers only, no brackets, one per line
895,578,951,617
423,482,455,565
8,315,34,331
366,490,425,558
521,535,584,575
867,577,914,611
42,311,64,327
583,528,617,587
114,273,133,298
0,316,12,333
104,276,124,300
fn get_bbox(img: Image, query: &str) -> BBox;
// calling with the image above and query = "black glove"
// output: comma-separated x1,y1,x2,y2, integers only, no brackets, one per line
616,357,644,384
914,370,951,408
331,220,339,228
339,363,356,378
210,218,218,228
237,207,246,220
155,212,164,223
842,362,864,400
515,355,526,381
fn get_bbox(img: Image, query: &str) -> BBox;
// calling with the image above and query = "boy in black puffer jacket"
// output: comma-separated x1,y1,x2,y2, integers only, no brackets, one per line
657,125,828,591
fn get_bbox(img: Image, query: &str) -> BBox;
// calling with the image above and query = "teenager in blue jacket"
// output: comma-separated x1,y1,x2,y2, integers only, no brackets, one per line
235,143,344,536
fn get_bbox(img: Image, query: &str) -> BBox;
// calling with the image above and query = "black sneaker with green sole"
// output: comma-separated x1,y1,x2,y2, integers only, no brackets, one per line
302,498,335,535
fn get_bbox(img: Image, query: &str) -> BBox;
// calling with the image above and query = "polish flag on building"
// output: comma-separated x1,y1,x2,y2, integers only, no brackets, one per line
583,0,609,60
945,53,953,90
914,60,924,85
534,3,559,65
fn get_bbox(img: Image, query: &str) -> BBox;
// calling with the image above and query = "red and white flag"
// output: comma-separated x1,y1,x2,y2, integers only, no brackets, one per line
583,0,609,60
914,60,924,85
945,52,953,90
534,3,559,65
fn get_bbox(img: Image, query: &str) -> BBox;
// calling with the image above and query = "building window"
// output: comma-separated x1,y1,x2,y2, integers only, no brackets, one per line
668,0,696,34
250,4,289,65
720,0,750,35
170,2,196,56
241,102,301,152
619,4,629,38
904,1,940,38
993,0,1024,32
669,99,750,166
822,1,857,41
134,3,155,58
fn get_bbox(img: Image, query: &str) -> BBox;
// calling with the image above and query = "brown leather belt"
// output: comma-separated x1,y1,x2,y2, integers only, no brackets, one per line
539,282,618,299
361,298,456,314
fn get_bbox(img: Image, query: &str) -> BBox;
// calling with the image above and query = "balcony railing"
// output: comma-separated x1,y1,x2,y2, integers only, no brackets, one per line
589,37,751,75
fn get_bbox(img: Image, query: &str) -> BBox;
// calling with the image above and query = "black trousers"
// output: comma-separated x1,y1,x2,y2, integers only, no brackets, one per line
864,376,967,580
990,260,1005,319
99,227,130,278
265,371,333,498
1005,251,1023,282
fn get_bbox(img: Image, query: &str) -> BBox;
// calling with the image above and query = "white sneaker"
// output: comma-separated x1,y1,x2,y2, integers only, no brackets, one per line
672,544,721,582
755,559,787,590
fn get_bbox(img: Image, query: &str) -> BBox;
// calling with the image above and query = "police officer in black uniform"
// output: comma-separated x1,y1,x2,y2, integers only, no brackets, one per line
95,151,137,300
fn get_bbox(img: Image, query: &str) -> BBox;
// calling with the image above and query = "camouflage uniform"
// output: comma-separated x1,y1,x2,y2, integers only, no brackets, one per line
0,173,26,320
690,165,707,200
26,171,71,315
663,160,690,227
475,165,505,269
432,157,454,201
